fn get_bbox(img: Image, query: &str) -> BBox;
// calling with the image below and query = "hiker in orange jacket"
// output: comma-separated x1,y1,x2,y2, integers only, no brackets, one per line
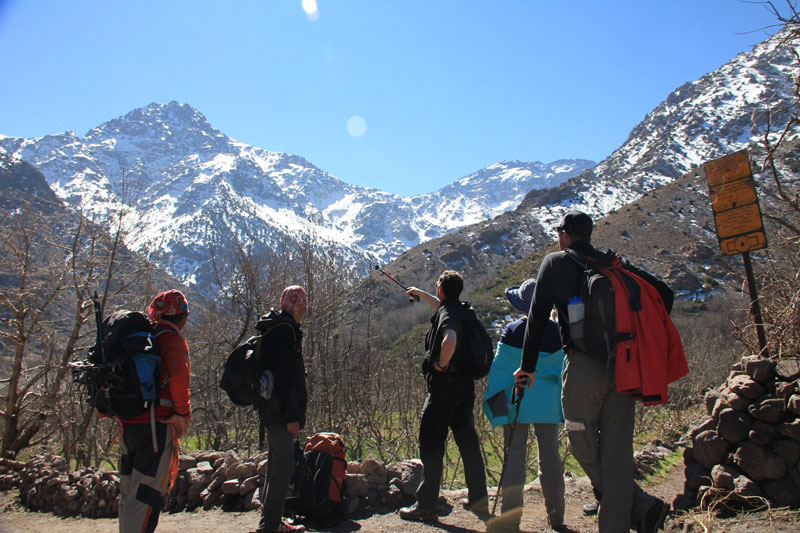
118,289,191,533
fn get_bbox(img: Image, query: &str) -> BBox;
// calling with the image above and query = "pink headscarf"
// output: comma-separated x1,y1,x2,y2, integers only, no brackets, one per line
280,285,307,318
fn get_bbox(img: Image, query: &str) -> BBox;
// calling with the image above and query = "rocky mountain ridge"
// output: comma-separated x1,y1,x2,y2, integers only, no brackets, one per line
0,104,591,287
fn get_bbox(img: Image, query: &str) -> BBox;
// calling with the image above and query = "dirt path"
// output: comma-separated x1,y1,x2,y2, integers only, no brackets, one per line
1,461,797,532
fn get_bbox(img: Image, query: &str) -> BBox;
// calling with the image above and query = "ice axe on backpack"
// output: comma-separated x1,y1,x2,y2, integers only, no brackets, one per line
373,265,419,302
490,376,527,517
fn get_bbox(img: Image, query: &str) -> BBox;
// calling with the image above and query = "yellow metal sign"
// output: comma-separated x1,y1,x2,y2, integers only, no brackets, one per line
704,150,767,256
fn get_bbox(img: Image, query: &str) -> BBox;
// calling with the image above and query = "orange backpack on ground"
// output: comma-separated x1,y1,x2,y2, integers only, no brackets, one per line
285,432,347,521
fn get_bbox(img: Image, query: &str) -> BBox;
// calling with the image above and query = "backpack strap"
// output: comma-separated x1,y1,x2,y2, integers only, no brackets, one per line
563,247,589,269
254,322,297,365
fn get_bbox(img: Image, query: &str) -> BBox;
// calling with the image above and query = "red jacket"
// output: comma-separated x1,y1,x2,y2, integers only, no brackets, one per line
607,268,688,405
121,319,191,423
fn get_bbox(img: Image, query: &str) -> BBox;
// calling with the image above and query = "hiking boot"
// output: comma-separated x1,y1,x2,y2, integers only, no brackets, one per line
460,497,491,521
272,520,306,533
399,503,438,522
637,499,669,533
582,501,598,515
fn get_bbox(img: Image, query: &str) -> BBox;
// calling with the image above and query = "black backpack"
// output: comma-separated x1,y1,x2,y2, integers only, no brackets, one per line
83,310,162,419
219,322,292,406
452,302,494,379
564,248,638,361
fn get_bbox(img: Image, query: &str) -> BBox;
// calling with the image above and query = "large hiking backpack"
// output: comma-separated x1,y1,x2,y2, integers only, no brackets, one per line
452,303,494,379
285,432,347,521
83,310,162,420
219,322,293,407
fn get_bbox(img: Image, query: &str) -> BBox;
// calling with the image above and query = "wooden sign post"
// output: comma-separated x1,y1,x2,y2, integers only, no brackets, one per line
704,149,769,356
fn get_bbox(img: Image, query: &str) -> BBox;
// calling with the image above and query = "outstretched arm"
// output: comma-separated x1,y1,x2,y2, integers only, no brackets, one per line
406,287,440,310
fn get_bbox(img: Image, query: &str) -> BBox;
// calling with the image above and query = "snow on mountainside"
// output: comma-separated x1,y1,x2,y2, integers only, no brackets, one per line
0,103,592,286
520,28,800,234
370,28,800,307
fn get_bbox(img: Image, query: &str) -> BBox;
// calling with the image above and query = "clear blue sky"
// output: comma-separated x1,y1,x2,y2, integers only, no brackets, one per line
0,0,783,196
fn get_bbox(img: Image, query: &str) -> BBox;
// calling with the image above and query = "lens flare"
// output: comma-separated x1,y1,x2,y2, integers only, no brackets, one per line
346,115,367,137
301,0,319,21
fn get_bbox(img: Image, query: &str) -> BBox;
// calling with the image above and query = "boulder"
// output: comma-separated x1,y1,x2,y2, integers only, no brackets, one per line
687,417,716,443
343,473,369,497
379,483,403,508
742,356,775,382
361,456,386,480
396,459,424,496
788,394,800,416
728,374,766,399
239,475,260,496
763,478,800,507
221,479,241,495
710,464,739,489
749,420,779,446
779,419,800,441
186,467,212,489
178,455,197,470
347,461,361,474
748,398,787,424
691,430,730,470
731,442,787,481
775,357,800,381
717,408,752,444
685,463,710,491
242,489,261,511
771,439,800,465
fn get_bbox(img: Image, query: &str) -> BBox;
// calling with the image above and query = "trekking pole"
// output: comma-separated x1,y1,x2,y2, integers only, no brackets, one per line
491,377,527,517
373,265,419,302
91,290,106,365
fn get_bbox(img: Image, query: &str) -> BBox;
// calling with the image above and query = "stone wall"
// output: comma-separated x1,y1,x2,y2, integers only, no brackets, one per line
0,451,423,519
675,355,800,512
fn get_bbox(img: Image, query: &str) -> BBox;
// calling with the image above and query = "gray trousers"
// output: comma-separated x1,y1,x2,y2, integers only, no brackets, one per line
119,422,174,533
258,425,296,531
499,422,564,529
562,352,658,533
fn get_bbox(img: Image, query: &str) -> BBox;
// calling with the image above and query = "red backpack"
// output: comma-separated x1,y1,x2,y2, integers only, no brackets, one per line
304,432,346,503
286,432,347,521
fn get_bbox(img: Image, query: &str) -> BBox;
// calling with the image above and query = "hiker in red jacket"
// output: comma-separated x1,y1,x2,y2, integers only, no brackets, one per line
514,212,671,533
118,289,191,533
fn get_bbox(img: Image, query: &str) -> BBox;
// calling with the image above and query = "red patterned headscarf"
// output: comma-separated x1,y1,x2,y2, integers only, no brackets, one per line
280,285,307,318
147,289,189,321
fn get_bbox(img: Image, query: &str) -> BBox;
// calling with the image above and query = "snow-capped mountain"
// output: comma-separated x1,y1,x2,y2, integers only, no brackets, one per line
373,27,800,302
519,28,799,232
0,103,591,286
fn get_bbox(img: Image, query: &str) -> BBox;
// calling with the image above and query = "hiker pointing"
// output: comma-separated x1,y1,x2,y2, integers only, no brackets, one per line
399,270,490,523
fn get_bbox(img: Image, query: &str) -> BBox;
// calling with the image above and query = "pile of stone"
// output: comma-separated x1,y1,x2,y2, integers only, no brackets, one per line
0,450,424,519
11,454,119,518
675,355,800,513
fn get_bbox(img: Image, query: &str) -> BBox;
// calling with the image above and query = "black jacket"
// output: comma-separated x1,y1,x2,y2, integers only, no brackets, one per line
424,298,469,374
256,309,307,428
521,240,673,373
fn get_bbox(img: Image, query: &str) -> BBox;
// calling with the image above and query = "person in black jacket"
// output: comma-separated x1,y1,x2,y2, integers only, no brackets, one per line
251,285,308,533
514,212,670,533
399,270,489,523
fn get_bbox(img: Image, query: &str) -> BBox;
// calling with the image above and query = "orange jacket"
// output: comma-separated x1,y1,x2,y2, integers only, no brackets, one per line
122,319,191,423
